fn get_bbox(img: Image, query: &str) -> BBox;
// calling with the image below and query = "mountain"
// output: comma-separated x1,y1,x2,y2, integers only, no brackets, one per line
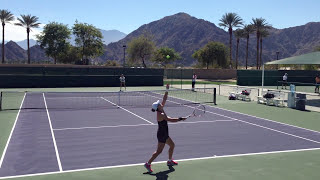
101,13,230,65
16,39,37,50
262,22,320,59
69,29,126,46
0,41,27,62
101,13,320,66
0,41,49,63
30,45,52,63
100,29,127,44
8,29,126,50
2,13,320,66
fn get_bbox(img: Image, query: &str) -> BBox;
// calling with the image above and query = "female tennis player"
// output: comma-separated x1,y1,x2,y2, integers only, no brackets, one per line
144,84,187,173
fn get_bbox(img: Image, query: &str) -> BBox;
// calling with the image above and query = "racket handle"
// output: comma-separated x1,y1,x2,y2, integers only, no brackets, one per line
180,117,188,120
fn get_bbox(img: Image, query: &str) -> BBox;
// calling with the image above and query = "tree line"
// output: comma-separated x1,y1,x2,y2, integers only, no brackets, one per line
1,10,318,68
1,10,104,65
0,10,271,68
129,13,273,70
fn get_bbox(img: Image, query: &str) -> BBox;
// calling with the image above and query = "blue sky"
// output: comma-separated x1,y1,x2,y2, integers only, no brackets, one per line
1,0,320,40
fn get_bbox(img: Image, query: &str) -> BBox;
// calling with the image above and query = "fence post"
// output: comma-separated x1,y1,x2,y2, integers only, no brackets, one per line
170,69,173,88
214,88,217,105
180,69,182,89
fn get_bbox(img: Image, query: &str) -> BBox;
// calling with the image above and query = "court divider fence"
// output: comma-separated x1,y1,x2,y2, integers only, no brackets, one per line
0,65,164,88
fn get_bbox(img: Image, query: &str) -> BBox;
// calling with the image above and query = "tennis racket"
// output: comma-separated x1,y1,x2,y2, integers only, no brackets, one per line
187,104,206,118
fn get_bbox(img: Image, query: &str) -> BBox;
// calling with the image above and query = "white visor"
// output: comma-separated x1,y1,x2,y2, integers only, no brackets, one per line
152,100,160,111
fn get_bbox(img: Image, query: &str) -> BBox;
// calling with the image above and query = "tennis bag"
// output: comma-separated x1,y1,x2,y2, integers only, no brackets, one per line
263,93,275,99
241,90,250,95
229,93,236,100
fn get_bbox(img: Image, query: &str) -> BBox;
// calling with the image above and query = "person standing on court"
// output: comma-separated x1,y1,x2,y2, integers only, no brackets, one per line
119,74,126,91
282,73,288,89
144,84,187,173
315,74,320,93
192,73,197,91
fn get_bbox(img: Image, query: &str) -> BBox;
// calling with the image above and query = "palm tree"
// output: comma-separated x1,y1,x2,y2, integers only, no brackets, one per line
259,29,270,69
0,10,15,64
242,24,255,69
15,14,40,64
234,29,245,69
252,18,270,69
219,13,243,69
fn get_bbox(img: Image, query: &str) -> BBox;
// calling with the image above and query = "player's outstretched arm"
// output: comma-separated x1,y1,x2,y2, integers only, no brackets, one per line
165,116,187,122
162,84,169,106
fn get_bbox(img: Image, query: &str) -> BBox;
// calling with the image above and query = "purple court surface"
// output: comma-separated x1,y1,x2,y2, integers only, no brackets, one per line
1,91,320,178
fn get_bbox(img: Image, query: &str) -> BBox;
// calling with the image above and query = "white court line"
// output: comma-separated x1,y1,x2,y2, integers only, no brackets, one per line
1,147,320,179
53,120,234,131
100,97,154,124
211,105,320,135
168,90,320,135
43,93,63,172
0,93,26,168
45,97,100,99
143,92,320,144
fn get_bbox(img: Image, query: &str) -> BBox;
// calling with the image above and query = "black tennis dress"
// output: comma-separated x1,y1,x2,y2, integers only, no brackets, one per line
157,120,169,143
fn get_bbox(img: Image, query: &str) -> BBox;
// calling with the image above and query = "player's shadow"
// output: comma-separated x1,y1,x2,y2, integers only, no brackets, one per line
144,166,175,180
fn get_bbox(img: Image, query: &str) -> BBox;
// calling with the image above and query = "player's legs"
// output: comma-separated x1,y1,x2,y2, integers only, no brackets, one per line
285,81,287,89
124,82,126,90
165,137,175,160
147,142,165,164
166,137,178,166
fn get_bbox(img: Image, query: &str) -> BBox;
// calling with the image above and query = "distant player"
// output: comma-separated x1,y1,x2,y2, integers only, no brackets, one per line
192,73,197,91
282,73,288,89
119,74,126,91
315,74,320,93
144,84,187,173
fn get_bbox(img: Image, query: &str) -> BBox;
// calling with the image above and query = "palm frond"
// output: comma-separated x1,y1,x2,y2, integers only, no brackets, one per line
234,29,245,38
251,18,271,31
243,24,255,36
260,29,270,38
219,12,243,29
0,9,15,23
30,23,41,28
14,14,40,28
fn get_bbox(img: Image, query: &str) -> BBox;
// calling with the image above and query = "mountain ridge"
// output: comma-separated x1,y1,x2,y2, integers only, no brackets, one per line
1,13,320,66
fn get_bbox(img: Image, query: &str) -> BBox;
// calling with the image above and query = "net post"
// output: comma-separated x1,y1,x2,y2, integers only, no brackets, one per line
213,88,217,105
118,91,121,106
0,91,2,111
180,69,182,89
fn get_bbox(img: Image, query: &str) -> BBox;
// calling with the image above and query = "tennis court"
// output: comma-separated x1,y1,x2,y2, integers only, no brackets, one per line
1,88,320,179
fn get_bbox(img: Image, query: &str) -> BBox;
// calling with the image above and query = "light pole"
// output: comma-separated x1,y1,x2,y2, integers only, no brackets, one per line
123,45,126,67
276,51,280,70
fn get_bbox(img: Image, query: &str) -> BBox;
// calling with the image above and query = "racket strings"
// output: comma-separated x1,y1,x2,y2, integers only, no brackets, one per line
193,105,205,117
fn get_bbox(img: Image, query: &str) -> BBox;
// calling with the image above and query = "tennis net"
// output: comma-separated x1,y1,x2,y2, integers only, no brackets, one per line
0,88,216,111
277,81,319,93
